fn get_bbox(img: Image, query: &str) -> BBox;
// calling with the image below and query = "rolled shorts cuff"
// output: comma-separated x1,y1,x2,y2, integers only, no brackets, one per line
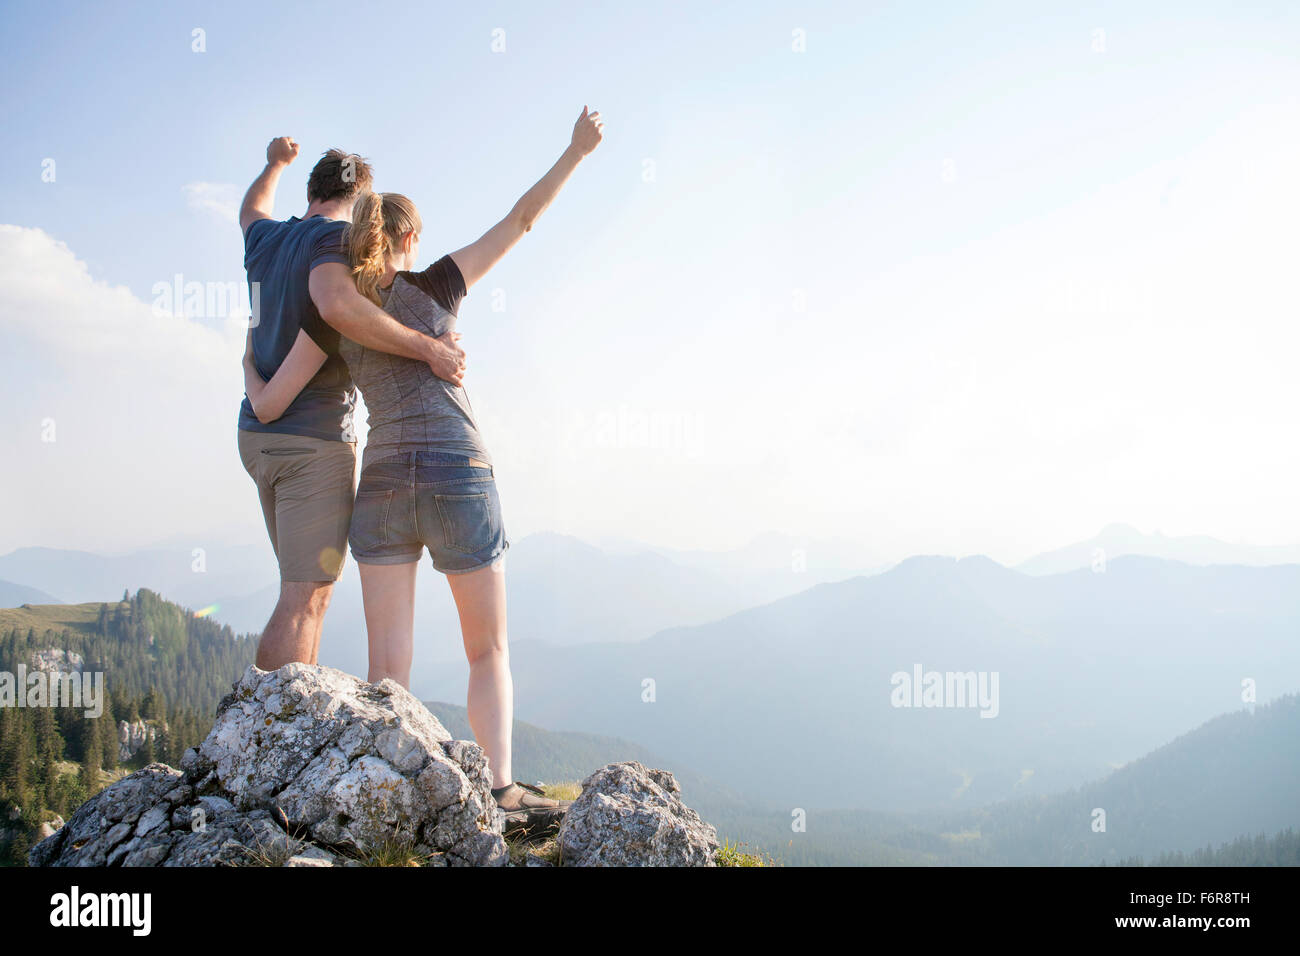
439,538,510,575
351,548,423,566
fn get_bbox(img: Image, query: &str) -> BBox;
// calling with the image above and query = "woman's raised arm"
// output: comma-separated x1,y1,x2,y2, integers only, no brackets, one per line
449,106,604,290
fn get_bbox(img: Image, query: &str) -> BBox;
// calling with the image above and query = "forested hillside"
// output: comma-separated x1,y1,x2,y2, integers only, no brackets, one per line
946,694,1300,865
1117,828,1300,866
0,590,256,864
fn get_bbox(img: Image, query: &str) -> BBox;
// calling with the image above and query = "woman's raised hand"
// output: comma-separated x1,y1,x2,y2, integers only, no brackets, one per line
571,106,604,156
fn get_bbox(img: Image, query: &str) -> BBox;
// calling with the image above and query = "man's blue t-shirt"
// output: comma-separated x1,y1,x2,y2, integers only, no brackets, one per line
238,215,357,441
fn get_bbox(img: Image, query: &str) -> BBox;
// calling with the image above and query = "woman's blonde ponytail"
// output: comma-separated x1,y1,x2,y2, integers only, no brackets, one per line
345,192,423,305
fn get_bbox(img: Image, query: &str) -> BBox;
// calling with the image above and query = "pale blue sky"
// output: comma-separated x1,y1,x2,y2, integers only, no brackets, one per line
1,1,1297,562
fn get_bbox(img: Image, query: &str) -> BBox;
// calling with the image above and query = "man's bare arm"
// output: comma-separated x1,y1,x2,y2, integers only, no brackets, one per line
309,262,466,386
240,137,299,234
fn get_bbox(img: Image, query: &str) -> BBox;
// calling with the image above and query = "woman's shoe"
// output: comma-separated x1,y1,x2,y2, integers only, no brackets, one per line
494,781,571,835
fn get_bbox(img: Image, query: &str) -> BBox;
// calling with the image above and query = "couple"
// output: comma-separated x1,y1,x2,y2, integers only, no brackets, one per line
235,106,604,829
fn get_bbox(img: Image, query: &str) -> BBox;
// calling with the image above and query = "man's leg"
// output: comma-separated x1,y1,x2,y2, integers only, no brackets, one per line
256,581,334,670
239,430,356,669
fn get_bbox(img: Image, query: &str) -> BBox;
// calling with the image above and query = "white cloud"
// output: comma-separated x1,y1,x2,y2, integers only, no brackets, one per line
183,182,242,226
0,224,258,553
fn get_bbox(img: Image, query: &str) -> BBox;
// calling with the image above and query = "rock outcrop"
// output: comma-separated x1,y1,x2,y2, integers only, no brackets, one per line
26,763,307,867
30,665,720,868
557,761,719,866
118,718,161,762
31,664,507,867
29,648,84,674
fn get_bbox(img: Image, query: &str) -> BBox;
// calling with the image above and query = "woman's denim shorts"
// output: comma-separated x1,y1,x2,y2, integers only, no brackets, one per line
348,451,509,574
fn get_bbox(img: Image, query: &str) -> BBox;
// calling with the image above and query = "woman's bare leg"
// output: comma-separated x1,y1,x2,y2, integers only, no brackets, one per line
359,561,418,686
445,561,512,787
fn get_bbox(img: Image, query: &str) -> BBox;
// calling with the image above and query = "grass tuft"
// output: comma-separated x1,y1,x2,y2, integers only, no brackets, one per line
237,833,303,867
349,836,438,867
716,839,777,867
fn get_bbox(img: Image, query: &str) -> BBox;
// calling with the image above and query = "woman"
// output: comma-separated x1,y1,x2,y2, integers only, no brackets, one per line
244,106,604,823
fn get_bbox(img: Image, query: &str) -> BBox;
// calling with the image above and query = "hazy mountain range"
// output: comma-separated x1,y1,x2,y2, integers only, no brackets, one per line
3,526,1296,817
449,687,1299,865
0,578,59,607
709,694,1300,865
4,523,1291,637
1017,522,1300,575
419,554,1300,813
3,538,1297,865
0,530,882,686
0,543,276,616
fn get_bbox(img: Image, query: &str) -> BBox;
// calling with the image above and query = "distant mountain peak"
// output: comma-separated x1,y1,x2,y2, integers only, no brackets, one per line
889,553,1014,575
1098,522,1144,537
1019,524,1300,575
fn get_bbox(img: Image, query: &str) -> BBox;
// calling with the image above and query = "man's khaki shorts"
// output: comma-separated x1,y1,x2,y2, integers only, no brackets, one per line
238,430,358,582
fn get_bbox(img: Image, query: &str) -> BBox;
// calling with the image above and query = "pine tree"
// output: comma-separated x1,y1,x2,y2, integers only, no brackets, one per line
2,710,32,803
42,746,59,810
79,732,102,795
32,705,57,762
142,686,165,721
98,708,119,773
8,826,31,867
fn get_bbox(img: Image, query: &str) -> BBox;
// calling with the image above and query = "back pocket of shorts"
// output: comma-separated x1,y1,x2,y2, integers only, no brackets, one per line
350,488,394,552
435,492,493,555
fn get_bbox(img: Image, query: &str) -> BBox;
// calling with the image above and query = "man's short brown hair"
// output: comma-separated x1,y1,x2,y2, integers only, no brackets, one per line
307,148,374,204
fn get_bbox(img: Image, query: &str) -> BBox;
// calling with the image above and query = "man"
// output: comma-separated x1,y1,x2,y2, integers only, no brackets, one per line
236,137,466,670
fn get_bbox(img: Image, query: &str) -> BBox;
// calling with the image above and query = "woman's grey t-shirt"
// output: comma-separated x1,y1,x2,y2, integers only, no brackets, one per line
339,256,491,472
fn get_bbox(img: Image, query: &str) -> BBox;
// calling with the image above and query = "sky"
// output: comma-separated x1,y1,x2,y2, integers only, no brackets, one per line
0,0,1297,567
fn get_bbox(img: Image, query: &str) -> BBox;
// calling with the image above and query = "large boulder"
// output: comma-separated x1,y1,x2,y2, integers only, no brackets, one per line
557,761,718,867
30,664,507,867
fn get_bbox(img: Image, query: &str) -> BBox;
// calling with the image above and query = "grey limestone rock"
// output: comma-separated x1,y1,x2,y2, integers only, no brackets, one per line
557,761,718,867
31,664,506,867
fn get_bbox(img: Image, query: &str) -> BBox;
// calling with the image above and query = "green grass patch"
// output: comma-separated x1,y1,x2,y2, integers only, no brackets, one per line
0,601,124,636
541,781,580,801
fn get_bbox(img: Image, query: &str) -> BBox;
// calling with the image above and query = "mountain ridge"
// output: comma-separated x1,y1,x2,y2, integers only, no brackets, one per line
1018,523,1300,575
